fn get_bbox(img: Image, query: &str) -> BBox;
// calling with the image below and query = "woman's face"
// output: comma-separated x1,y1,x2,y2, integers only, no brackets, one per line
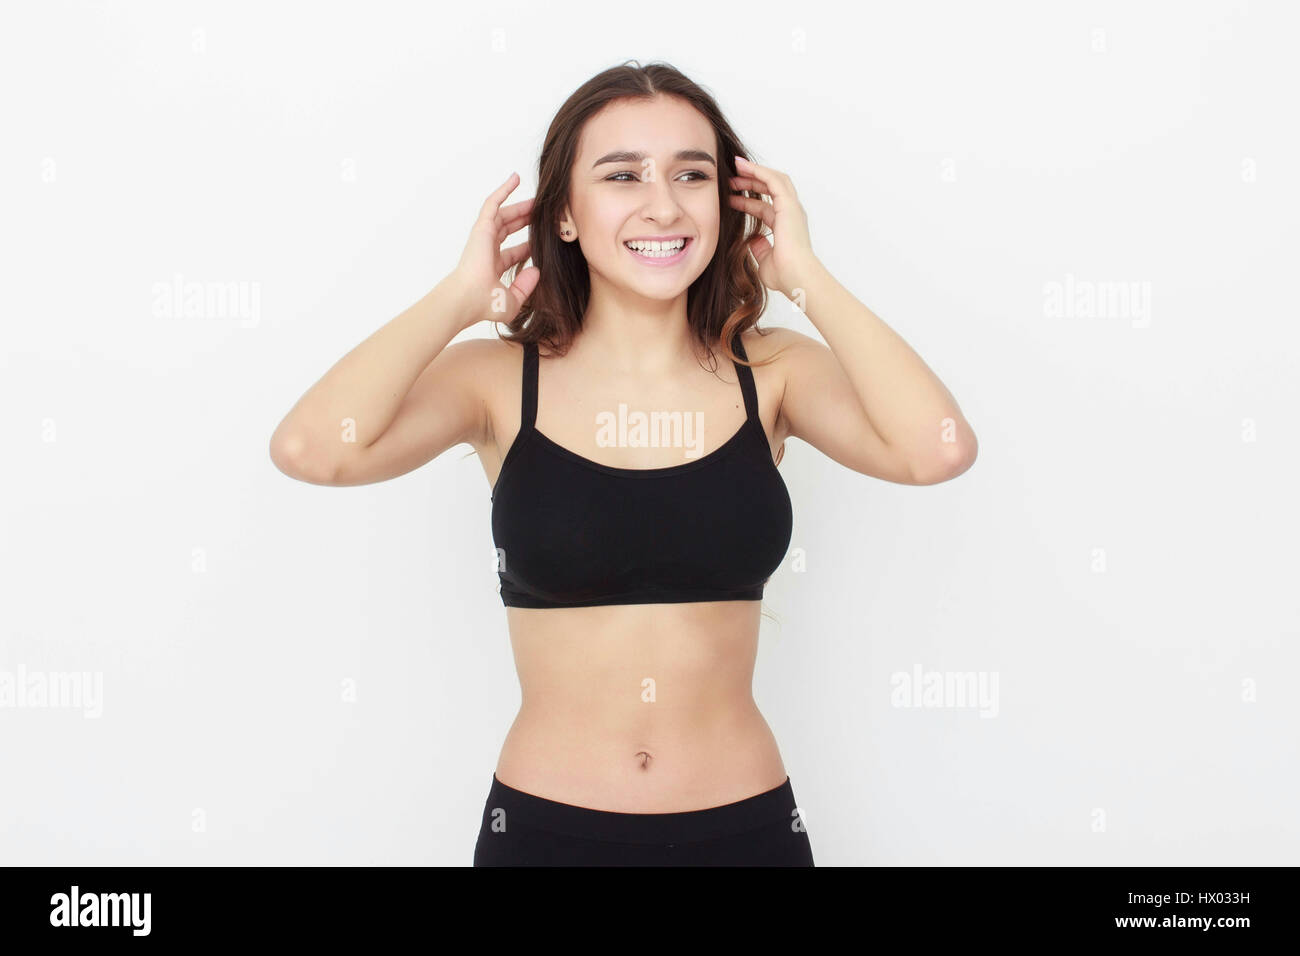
564,95,719,301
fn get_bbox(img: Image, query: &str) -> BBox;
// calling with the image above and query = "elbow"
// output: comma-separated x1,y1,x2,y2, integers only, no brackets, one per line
269,429,337,485
909,433,977,485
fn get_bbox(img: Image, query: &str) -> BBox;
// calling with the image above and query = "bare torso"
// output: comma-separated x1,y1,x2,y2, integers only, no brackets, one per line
476,329,791,813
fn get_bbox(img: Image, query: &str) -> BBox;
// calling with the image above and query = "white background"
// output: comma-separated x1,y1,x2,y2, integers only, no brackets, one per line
2,0,1296,865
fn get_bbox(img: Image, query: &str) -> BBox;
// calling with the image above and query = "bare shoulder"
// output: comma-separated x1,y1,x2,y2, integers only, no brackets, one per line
448,333,524,377
397,334,520,457
737,323,812,402
740,324,817,364
736,325,808,460
455,334,528,451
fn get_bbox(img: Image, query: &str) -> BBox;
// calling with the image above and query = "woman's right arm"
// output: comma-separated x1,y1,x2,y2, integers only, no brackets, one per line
269,172,537,487
268,274,482,486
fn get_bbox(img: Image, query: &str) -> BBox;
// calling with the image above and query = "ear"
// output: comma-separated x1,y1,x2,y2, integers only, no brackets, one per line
558,208,575,239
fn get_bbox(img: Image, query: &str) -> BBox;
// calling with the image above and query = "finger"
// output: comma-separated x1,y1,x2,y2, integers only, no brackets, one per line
478,172,521,221
746,233,773,268
496,208,532,243
729,192,771,213
495,238,531,275
729,175,768,194
729,194,774,228
505,266,541,317
497,195,535,224
733,157,773,186
735,157,796,207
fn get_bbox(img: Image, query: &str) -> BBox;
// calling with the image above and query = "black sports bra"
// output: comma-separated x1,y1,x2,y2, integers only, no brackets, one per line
489,333,793,608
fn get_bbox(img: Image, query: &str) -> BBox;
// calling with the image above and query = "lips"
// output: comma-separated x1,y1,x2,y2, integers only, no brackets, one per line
623,237,692,265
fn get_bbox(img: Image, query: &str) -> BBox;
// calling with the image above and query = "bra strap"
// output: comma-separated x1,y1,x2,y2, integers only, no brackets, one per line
731,332,760,424
520,341,538,430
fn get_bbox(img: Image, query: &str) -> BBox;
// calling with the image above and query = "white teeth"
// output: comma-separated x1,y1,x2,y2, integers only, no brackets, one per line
625,238,687,257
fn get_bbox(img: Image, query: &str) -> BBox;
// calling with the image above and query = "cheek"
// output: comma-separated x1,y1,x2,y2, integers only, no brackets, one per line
689,196,720,231
589,206,632,241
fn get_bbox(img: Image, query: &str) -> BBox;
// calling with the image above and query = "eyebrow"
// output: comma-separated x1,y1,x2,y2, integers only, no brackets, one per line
591,149,717,169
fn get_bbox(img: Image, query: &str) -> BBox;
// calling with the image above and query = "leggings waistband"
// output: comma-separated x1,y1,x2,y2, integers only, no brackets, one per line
482,774,801,845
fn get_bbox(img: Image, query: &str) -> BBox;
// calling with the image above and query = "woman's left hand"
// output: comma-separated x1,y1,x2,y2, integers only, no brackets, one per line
728,156,819,297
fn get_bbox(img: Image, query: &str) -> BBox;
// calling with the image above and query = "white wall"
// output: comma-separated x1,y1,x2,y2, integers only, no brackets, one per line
1,0,1295,865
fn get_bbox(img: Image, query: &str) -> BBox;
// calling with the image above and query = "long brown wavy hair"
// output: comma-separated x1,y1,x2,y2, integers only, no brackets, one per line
497,60,781,373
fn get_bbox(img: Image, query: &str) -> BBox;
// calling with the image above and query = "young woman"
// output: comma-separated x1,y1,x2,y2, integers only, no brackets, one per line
270,62,977,866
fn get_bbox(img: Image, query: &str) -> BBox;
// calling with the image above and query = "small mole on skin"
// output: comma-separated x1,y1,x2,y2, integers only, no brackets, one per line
636,751,652,769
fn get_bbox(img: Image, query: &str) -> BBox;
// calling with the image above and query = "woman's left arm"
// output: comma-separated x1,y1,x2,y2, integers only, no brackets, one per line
732,156,978,486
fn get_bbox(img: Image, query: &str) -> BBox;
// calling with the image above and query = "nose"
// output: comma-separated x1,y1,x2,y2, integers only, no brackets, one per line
640,173,684,224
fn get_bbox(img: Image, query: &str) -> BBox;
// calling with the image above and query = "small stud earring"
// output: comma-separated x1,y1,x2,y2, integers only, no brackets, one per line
561,229,571,236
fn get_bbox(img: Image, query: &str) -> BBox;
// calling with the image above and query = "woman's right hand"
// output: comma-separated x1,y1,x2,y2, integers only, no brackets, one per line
451,172,540,330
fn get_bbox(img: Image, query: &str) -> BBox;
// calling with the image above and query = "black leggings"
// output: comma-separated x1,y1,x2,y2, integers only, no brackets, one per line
473,773,815,866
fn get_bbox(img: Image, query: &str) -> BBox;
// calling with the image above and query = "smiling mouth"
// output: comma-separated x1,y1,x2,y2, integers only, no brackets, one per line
623,237,691,260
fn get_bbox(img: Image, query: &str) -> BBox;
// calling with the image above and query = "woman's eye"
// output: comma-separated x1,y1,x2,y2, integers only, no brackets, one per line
606,170,712,183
